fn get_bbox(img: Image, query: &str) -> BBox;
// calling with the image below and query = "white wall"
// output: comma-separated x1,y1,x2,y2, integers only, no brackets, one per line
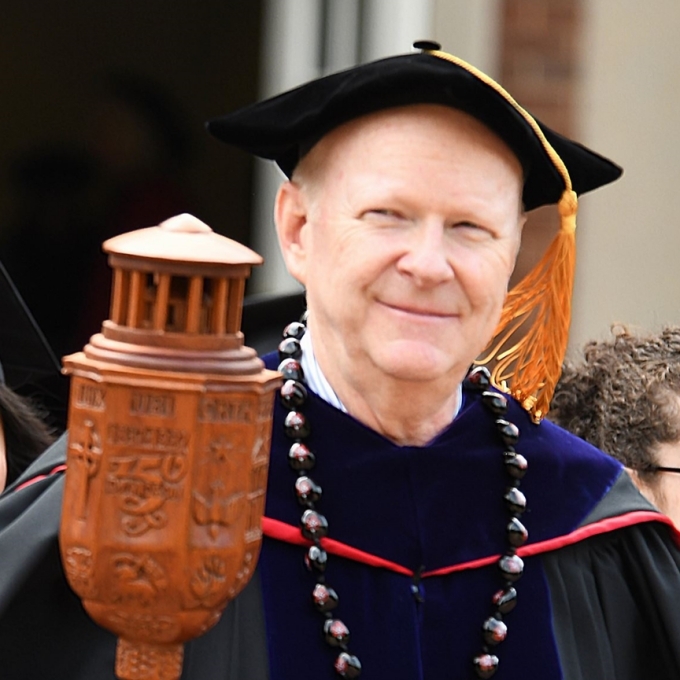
432,0,501,79
249,0,324,295
571,1,680,349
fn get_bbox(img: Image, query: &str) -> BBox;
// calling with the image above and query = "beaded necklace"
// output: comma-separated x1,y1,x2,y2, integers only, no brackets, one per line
275,318,528,679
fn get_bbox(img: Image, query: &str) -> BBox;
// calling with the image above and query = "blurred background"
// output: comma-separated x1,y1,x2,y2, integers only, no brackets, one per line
1,0,679,425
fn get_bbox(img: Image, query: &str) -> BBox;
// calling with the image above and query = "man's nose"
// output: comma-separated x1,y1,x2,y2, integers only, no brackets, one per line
395,221,454,286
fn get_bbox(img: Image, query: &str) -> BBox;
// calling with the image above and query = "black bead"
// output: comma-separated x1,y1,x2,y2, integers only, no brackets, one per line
504,487,527,515
278,357,304,382
278,337,303,361
324,618,350,646
473,652,499,679
507,517,528,547
305,544,328,572
464,366,491,391
284,411,311,439
482,617,508,646
504,452,528,479
283,321,307,340
498,554,524,582
312,583,339,612
295,475,322,504
280,379,308,410
492,586,517,614
334,652,362,678
482,391,508,415
301,509,329,540
496,419,520,447
288,442,316,471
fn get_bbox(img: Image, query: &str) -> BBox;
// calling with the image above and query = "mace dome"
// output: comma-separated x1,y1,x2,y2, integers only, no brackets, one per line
103,213,263,267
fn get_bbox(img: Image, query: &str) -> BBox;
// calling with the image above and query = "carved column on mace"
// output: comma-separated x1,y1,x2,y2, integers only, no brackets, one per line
60,214,281,680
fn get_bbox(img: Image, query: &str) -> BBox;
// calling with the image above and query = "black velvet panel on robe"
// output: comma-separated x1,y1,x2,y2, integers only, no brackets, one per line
544,522,680,680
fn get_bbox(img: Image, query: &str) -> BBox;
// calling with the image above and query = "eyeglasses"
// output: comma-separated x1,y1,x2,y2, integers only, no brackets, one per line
649,466,680,474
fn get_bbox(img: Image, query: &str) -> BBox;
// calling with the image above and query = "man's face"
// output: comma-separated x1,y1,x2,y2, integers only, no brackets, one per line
276,104,525,391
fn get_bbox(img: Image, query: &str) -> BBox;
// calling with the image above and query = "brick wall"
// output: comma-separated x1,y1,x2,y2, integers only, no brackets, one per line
500,0,582,285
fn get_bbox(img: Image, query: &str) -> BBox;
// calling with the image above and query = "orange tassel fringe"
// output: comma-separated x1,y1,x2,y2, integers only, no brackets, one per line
476,190,577,423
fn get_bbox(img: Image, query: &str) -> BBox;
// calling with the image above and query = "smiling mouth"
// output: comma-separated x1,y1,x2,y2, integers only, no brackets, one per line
380,301,455,319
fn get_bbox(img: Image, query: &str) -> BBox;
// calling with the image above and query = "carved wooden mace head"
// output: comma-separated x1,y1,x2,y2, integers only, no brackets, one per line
60,214,281,680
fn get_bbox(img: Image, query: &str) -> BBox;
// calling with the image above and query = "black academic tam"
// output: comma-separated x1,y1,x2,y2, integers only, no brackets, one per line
206,51,622,211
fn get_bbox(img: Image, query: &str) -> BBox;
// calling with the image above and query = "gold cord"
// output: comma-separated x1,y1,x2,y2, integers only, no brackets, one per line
429,49,578,422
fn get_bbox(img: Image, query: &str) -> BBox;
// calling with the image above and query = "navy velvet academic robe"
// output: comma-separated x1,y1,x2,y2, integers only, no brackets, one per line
2,356,680,679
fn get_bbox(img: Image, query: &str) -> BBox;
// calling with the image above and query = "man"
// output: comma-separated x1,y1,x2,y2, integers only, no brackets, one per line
552,324,680,528
2,44,680,679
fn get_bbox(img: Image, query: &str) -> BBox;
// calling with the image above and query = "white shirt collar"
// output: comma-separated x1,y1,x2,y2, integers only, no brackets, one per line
300,330,347,412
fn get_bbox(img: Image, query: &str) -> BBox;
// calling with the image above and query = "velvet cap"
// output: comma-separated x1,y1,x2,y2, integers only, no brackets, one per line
206,48,622,211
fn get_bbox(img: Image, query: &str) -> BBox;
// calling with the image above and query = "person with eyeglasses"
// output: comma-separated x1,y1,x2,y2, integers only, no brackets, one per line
551,324,680,527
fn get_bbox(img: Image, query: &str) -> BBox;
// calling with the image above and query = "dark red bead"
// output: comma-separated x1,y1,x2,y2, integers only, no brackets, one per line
496,419,519,447
482,616,508,645
301,509,328,540
283,321,307,340
295,475,322,504
464,366,491,391
482,391,508,415
334,652,362,678
288,442,316,471
312,583,339,612
498,554,524,582
504,487,526,515
324,618,350,646
284,411,311,439
492,586,517,614
473,652,499,678
278,337,303,361
280,379,308,410
504,452,528,479
507,517,528,547
304,544,328,572
278,358,304,382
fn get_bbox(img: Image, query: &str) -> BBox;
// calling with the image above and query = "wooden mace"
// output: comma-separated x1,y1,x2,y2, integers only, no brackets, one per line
59,214,281,680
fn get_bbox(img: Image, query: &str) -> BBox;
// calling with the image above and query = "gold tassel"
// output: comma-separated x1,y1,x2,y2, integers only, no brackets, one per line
476,190,577,423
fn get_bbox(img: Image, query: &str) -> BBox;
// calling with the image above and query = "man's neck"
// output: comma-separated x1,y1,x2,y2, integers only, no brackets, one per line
341,382,461,446
302,330,462,447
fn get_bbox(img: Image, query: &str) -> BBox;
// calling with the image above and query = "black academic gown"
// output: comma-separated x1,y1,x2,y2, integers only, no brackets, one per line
2,359,680,679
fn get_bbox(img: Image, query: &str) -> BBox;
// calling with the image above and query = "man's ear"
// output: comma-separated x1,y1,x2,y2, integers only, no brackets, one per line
274,180,309,285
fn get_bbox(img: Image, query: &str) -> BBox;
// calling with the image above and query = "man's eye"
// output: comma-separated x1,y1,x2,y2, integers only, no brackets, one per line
450,222,492,239
362,209,404,220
